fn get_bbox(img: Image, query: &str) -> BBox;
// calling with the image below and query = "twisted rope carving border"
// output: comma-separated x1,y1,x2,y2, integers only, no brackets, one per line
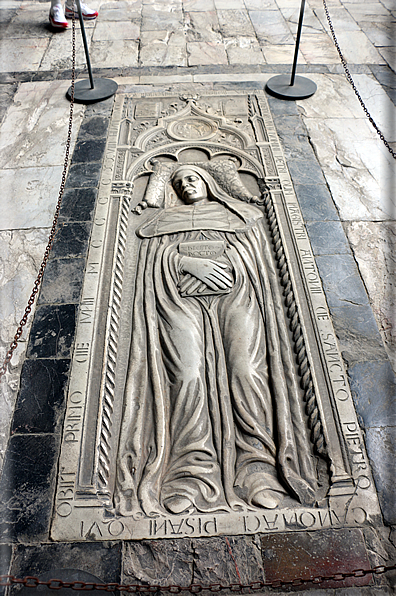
98,192,132,489
261,184,327,457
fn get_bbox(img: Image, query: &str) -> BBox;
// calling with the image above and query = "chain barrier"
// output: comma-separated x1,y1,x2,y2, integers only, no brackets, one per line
0,12,77,382
1,563,395,593
323,0,396,159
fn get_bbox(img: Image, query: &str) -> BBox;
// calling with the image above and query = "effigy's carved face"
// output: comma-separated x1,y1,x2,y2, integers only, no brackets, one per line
172,169,208,204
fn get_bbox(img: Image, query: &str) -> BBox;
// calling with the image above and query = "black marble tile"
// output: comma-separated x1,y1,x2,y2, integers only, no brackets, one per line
348,360,396,429
123,539,193,586
51,222,91,259
293,183,339,222
365,426,396,526
58,187,98,222
316,254,369,309
0,434,58,542
78,116,110,139
38,257,85,304
84,96,114,117
306,221,351,255
11,359,70,435
27,304,76,359
0,543,12,596
10,542,122,592
71,138,107,164
287,159,327,186
267,95,299,115
64,162,102,190
193,536,264,586
329,304,388,366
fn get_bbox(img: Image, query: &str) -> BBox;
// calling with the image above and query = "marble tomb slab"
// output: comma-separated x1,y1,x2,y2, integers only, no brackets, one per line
51,91,382,542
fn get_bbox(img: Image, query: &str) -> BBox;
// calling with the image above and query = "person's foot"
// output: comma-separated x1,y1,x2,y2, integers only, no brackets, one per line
49,4,68,29
65,1,98,19
251,489,280,509
163,496,193,515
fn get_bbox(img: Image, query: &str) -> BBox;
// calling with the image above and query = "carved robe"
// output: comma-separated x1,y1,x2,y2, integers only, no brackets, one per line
116,175,317,517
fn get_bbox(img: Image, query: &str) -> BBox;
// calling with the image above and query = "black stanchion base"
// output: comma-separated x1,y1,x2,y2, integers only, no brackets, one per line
265,74,317,100
66,78,118,104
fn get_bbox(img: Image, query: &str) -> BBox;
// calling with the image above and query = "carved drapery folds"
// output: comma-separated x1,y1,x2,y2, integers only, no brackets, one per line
51,93,381,542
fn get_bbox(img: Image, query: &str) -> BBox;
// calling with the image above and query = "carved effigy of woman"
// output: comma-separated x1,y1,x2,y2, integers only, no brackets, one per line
115,163,317,517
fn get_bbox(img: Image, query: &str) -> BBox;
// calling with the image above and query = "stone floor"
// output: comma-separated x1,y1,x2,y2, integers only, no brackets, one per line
0,0,395,591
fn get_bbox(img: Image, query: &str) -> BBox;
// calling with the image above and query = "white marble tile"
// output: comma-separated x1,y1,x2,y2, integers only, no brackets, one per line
299,33,340,63
0,38,49,72
0,228,49,469
344,221,396,372
312,5,361,32
90,40,139,67
300,116,395,221
378,46,396,71
39,26,94,70
224,36,265,64
296,73,370,119
244,0,277,9
343,2,390,20
139,30,187,66
92,20,140,40
352,74,396,142
0,166,65,230
261,43,306,64
280,6,325,33
332,30,385,64
0,80,84,169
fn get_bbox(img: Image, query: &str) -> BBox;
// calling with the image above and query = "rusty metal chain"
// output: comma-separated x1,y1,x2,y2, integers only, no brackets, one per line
323,0,396,159
1,563,395,592
0,12,77,382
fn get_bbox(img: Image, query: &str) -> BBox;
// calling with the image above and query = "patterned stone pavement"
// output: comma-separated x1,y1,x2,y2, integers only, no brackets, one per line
0,0,395,591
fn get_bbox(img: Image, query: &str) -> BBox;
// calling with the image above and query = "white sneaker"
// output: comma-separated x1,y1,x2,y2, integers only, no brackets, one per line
65,1,98,19
49,4,68,29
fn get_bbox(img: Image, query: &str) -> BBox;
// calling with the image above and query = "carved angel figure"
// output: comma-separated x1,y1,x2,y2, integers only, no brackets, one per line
115,164,317,517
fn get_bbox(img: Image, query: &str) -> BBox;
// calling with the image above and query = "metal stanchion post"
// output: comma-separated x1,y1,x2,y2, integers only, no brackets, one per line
266,0,317,100
66,0,118,104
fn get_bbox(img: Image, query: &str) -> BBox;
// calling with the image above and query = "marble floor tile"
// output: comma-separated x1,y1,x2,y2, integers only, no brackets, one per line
224,36,265,64
0,228,49,469
312,5,361,32
92,20,140,40
296,73,371,119
0,165,64,230
343,2,390,19
299,33,340,63
187,40,228,65
39,27,94,70
363,21,395,48
217,9,256,37
378,47,396,72
243,0,277,8
281,6,325,34
141,9,183,30
301,117,395,221
0,80,84,169
344,221,396,371
261,43,306,63
90,40,139,68
249,10,294,44
99,0,142,19
0,38,49,72
214,0,245,8
139,30,187,66
184,12,222,43
333,30,386,64
182,0,216,10
352,74,396,142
